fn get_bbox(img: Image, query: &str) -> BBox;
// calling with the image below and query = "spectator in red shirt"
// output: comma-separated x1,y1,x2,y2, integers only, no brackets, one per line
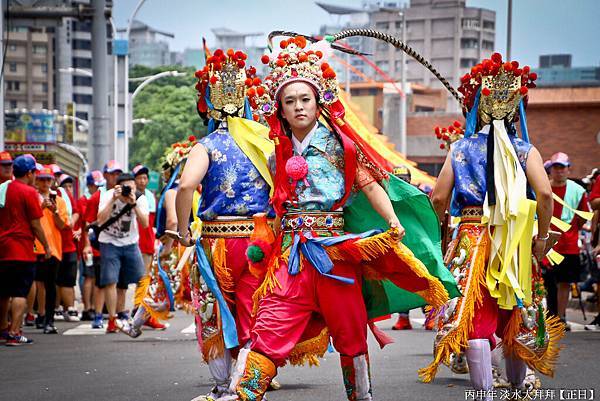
133,165,156,272
543,152,590,329
79,170,105,321
56,174,80,322
0,155,50,346
585,171,600,330
0,151,13,184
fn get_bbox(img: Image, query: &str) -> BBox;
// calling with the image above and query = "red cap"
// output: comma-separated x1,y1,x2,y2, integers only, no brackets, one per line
0,151,13,165
36,165,54,179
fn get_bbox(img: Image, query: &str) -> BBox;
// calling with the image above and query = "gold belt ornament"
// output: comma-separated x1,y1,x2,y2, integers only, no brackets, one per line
281,211,344,233
202,217,272,238
461,207,483,222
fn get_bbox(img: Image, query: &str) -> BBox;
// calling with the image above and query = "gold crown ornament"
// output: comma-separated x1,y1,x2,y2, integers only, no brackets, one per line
195,49,259,122
458,53,537,124
247,36,339,117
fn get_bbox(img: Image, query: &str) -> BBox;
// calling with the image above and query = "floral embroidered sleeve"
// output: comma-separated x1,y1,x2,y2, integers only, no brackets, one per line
354,146,388,191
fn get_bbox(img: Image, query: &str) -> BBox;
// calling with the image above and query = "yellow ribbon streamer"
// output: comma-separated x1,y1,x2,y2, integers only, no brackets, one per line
552,192,594,221
227,116,275,196
483,120,535,309
550,216,571,233
546,249,565,265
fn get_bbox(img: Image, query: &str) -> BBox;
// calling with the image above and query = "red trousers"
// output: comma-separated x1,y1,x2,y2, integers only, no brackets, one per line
250,258,368,367
220,238,260,347
469,284,515,349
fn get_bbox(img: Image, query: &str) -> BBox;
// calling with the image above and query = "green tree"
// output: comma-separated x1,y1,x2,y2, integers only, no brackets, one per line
129,65,207,172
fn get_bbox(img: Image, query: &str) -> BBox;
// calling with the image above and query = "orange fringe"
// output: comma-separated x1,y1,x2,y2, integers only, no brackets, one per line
418,233,489,383
503,311,565,377
212,238,235,304
287,328,330,367
134,275,170,322
327,229,450,309
202,332,225,363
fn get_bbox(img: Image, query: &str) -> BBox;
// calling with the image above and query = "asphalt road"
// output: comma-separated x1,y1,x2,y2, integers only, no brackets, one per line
1,311,598,401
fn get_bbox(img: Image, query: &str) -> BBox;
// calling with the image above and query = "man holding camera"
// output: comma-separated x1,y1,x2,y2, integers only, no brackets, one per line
97,173,149,333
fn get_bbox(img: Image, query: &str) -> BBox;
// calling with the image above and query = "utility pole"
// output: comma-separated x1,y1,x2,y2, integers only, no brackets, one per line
91,0,110,169
399,8,407,155
507,0,512,60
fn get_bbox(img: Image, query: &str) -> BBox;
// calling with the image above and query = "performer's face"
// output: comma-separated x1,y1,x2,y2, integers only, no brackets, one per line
280,82,318,134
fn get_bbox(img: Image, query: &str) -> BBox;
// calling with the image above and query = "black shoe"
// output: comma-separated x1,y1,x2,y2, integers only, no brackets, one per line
81,310,95,321
35,315,45,329
43,324,58,334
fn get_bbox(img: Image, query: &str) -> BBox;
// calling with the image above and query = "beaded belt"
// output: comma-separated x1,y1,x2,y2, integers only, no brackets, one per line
202,217,272,238
281,211,344,234
461,207,483,222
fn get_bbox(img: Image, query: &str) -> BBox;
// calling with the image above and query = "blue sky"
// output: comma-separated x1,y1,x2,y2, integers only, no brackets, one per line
113,0,600,68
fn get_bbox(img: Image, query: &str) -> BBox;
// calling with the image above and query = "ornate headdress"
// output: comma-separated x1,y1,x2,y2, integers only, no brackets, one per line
194,49,258,124
458,52,537,131
247,34,390,216
247,36,339,117
161,135,197,172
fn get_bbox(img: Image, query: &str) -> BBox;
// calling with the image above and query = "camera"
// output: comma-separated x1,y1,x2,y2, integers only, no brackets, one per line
49,190,57,201
121,185,132,197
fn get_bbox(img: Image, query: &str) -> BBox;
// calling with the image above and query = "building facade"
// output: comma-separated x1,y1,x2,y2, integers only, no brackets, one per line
3,27,54,111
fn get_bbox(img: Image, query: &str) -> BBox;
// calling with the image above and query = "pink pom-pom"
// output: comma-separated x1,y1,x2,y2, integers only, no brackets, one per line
285,156,309,181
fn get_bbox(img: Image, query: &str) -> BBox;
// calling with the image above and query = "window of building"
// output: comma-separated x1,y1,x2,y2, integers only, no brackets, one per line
461,18,480,29
72,20,92,32
483,20,495,30
460,58,478,68
73,39,92,50
6,81,21,91
73,94,93,105
33,45,47,54
376,42,389,52
41,63,48,73
375,21,389,30
9,100,17,109
42,83,48,93
73,75,92,87
9,62,17,72
42,101,48,109
76,111,89,121
395,21,408,30
8,26,28,32
460,38,479,49
72,57,92,68
482,40,494,50
376,60,389,73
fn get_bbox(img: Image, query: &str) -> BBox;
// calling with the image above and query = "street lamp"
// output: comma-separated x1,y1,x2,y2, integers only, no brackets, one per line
124,0,148,170
131,70,186,102
59,67,93,77
125,70,184,167
132,118,153,124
